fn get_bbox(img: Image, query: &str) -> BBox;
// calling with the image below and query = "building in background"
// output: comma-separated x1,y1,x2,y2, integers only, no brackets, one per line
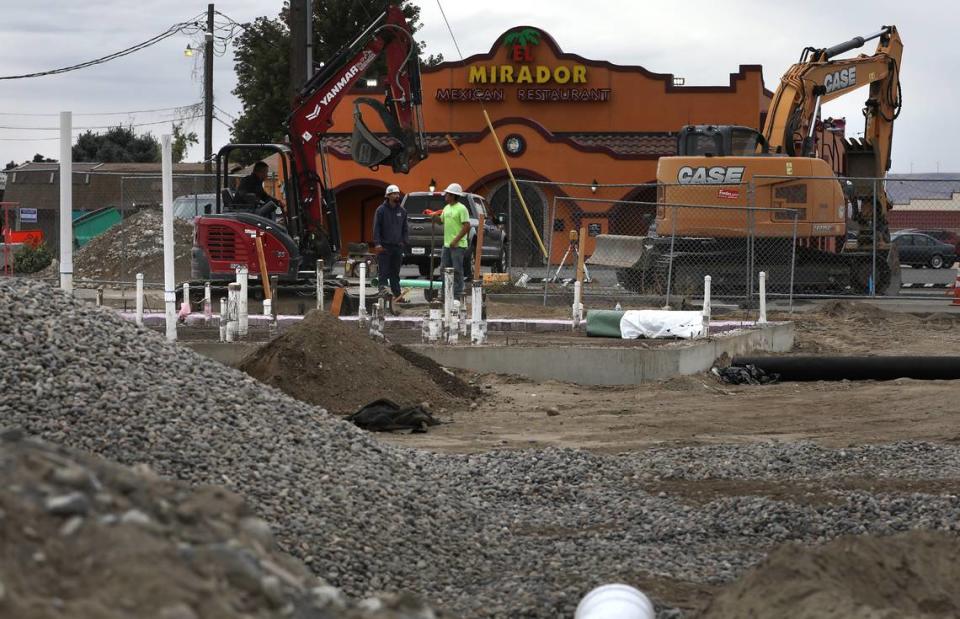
324,25,772,263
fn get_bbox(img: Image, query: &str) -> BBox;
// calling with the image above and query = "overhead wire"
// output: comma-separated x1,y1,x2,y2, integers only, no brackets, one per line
0,105,201,117
0,114,203,132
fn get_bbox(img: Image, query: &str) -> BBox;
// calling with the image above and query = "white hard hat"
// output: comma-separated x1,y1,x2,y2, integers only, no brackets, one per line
443,182,464,196
385,184,401,196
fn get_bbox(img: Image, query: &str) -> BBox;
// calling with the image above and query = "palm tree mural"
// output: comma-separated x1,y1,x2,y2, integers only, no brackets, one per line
504,28,541,48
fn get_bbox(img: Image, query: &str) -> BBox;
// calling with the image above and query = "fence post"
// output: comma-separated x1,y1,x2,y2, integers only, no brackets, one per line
543,195,556,307
135,273,144,326
236,266,248,336
161,134,177,342
665,204,678,307
758,271,767,324
59,111,73,294
316,259,324,311
746,180,756,307
507,182,513,271
789,210,799,314
871,178,878,297
701,275,711,338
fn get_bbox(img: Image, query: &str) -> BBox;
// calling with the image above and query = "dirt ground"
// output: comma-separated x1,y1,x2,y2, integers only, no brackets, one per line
379,301,960,454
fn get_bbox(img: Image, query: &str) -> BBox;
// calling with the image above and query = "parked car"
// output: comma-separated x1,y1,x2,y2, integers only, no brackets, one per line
173,193,217,221
402,191,507,277
891,231,958,269
911,229,960,257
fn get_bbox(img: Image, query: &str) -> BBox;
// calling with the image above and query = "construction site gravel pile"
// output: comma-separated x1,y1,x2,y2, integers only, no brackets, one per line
238,309,472,414
41,209,194,283
0,431,440,619
3,278,960,617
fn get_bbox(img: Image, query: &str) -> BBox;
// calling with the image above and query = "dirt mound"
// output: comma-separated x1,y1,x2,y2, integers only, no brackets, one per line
43,209,193,283
240,310,467,414
701,531,960,618
817,299,906,321
0,431,438,619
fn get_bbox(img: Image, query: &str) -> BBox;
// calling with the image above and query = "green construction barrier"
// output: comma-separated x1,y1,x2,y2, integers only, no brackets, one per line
585,310,625,338
73,207,122,248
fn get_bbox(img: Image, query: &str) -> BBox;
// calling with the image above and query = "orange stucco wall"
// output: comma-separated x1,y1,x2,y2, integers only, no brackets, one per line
321,26,771,258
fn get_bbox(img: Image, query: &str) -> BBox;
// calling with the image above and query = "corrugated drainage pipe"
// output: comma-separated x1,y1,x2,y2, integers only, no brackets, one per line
731,356,960,381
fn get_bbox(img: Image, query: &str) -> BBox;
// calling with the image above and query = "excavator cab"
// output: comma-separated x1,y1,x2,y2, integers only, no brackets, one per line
677,125,769,157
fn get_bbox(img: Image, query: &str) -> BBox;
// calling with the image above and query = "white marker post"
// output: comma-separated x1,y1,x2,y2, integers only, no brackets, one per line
203,282,212,322
443,267,454,338
160,134,176,342
758,271,768,324
218,298,227,342
181,282,191,317
358,261,367,322
135,273,144,326
701,275,712,338
59,112,73,294
236,266,249,337
316,259,324,311
470,286,486,345
572,280,584,329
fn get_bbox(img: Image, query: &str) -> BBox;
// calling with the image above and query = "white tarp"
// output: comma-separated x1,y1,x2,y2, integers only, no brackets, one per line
619,310,704,339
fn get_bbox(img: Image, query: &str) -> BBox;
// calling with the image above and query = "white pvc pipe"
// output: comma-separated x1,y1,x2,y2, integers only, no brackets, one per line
574,584,654,619
316,259,324,311
161,134,176,342
226,283,239,342
471,286,486,345
203,282,212,320
181,282,191,316
458,299,468,337
263,298,272,316
358,261,367,321
135,273,144,326
702,275,712,337
448,300,460,344
59,112,73,294
236,266,249,337
443,267,454,337
572,280,583,328
218,298,227,342
758,271,767,324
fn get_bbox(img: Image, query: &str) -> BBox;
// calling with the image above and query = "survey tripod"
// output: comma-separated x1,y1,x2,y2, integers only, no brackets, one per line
549,229,591,283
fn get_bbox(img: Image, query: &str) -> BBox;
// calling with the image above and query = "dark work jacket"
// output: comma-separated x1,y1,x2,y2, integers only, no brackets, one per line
373,201,408,246
238,173,272,203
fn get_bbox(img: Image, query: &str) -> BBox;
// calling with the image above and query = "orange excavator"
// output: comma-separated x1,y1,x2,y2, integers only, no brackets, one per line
598,26,903,295
191,5,427,283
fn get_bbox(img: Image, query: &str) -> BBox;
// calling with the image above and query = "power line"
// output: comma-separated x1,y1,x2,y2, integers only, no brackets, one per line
435,0,465,60
0,13,206,80
212,115,233,129
0,114,203,132
0,105,201,118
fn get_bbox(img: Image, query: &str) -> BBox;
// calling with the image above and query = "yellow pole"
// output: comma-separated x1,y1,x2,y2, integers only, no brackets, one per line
482,110,548,259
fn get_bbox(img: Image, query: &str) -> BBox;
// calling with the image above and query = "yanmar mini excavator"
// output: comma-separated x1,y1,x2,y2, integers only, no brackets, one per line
596,26,903,296
191,5,427,285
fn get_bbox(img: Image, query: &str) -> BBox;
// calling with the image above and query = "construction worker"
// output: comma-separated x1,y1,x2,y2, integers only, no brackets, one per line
372,184,408,300
237,161,279,219
439,183,470,299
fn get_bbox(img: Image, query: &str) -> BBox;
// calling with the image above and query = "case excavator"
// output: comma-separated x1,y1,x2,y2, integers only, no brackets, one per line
191,5,427,286
594,26,903,296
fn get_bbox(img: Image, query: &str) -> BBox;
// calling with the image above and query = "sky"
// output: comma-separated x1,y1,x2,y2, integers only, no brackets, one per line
0,0,954,173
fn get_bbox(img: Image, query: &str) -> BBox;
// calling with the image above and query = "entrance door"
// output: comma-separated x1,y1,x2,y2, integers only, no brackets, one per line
487,180,547,268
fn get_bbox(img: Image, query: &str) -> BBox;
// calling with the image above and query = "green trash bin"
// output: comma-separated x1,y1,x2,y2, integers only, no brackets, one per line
73,207,122,248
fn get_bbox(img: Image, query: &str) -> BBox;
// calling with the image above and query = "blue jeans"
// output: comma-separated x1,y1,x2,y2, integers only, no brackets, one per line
440,246,465,298
377,244,403,296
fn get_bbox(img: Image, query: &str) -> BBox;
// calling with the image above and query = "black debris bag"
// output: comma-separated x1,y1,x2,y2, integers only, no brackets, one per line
713,364,780,385
345,399,441,433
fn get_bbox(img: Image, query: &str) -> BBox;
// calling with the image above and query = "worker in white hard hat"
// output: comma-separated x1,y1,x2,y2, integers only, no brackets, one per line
372,184,408,300
437,182,470,299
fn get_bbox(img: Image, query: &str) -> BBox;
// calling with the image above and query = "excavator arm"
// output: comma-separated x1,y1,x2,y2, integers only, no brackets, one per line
763,26,903,174
286,4,427,252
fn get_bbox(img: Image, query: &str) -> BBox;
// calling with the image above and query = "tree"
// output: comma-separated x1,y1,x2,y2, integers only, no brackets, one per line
4,161,16,170
231,0,441,148
172,122,199,163
72,126,160,163
32,154,56,163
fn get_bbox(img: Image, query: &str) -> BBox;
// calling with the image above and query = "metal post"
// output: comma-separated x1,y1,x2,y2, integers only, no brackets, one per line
443,267,454,337
218,297,227,342
507,183,513,271
236,266,249,337
316,259,324,311
305,0,313,79
871,179,878,297
542,194,556,307
203,3,214,174
135,273,144,326
59,111,73,294
701,275,712,337
758,271,767,324
665,204,678,307
226,283,239,342
358,261,367,322
161,134,177,342
789,210,799,314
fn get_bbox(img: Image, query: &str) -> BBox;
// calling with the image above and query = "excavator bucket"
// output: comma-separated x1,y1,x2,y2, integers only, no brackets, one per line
350,97,417,173
587,234,650,268
351,107,394,169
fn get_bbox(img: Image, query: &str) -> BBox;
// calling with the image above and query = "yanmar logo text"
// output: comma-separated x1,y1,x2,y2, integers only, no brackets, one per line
305,51,377,121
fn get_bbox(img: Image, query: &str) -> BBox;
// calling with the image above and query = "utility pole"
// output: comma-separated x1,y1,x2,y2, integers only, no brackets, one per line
289,0,307,104
305,0,314,79
204,3,214,173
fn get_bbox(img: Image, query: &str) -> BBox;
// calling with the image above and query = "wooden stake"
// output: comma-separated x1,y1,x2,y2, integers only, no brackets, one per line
330,286,345,316
255,233,272,300
576,225,587,283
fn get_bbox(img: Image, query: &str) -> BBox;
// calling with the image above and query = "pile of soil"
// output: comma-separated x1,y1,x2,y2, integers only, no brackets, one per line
42,209,194,283
0,431,438,619
702,531,960,618
240,311,470,415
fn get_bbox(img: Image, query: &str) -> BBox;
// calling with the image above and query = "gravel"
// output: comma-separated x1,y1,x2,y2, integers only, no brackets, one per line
2,277,960,617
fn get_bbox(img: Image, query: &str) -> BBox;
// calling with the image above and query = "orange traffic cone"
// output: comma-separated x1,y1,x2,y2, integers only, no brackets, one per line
951,268,960,306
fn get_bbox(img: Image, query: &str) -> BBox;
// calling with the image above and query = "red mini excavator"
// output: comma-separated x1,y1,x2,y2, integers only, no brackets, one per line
191,5,427,283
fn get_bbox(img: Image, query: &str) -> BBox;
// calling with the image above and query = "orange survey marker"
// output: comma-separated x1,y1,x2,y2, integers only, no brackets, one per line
951,269,960,306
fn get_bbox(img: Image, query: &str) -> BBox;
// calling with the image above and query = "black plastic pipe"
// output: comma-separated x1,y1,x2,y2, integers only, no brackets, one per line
731,356,960,382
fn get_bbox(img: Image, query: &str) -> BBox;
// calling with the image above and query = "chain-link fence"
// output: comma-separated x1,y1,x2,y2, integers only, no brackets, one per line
498,176,960,307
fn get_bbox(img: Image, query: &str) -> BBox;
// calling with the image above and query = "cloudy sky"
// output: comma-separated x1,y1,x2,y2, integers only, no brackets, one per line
0,0,953,173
